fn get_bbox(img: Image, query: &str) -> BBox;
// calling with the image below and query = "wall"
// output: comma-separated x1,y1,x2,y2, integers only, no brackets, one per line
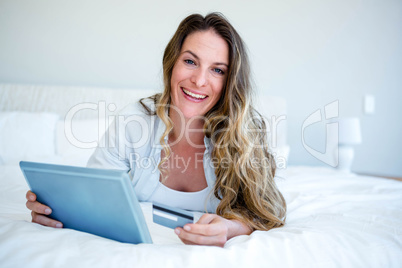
0,0,401,176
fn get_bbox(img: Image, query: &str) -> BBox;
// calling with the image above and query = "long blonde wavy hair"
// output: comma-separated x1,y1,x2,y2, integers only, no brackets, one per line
140,13,286,231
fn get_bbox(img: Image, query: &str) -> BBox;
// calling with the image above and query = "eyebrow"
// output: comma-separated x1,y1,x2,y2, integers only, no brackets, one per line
182,50,229,67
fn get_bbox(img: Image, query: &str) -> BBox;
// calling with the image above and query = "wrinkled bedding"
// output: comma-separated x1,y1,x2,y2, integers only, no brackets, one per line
0,164,401,268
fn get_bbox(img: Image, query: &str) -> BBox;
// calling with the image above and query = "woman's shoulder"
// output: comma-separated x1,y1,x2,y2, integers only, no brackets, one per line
113,97,162,142
116,97,157,119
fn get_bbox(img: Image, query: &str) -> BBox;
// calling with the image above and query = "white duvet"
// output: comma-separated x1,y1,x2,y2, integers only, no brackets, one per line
0,164,401,268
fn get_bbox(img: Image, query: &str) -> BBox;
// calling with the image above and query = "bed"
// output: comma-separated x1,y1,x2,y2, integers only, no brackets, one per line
0,83,401,267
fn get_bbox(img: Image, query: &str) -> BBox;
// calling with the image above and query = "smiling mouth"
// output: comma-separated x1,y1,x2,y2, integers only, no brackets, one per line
181,88,208,100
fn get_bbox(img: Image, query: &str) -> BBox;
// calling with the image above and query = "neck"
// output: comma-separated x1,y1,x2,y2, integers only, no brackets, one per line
169,107,205,147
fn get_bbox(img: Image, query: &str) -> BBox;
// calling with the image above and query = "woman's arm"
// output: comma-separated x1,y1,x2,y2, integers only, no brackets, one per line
175,213,253,247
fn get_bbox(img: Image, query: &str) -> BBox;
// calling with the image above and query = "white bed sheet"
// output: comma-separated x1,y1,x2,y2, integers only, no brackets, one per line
0,164,401,268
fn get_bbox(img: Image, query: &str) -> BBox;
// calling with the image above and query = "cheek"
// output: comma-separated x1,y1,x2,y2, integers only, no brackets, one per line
213,79,226,98
209,84,225,108
171,64,187,87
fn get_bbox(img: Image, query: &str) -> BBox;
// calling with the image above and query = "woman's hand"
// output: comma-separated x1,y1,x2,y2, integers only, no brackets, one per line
174,213,252,247
25,190,63,228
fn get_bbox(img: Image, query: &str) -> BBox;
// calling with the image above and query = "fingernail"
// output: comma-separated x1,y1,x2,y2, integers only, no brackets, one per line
184,225,191,231
45,208,51,214
174,228,180,235
56,223,62,228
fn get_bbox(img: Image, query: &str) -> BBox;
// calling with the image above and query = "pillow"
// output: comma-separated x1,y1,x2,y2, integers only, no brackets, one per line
0,112,59,165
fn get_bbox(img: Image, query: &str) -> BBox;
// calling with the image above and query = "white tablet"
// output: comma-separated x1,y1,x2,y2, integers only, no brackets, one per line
20,161,152,244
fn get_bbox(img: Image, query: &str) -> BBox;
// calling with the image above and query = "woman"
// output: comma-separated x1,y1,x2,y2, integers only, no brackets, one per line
26,12,286,247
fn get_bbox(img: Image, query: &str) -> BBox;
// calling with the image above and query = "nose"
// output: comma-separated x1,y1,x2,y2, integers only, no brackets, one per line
190,68,208,88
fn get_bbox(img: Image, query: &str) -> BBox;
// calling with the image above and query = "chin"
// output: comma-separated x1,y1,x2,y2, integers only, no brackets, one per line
181,109,206,120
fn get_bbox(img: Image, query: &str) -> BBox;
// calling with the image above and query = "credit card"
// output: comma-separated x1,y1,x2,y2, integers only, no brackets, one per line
152,203,194,229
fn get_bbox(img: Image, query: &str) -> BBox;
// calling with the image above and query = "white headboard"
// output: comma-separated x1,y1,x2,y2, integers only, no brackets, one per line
0,84,158,120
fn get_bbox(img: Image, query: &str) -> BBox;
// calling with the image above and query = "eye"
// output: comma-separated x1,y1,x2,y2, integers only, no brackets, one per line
213,68,225,75
184,59,195,65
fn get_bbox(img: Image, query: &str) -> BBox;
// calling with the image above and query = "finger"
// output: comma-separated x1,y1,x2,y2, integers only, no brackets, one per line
175,229,197,245
176,228,226,247
26,200,52,215
196,213,216,224
175,228,199,245
179,238,197,245
31,212,63,228
26,191,36,202
184,213,218,236
183,222,221,236
185,215,227,236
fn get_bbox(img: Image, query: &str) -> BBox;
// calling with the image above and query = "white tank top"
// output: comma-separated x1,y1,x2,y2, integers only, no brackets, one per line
148,182,217,213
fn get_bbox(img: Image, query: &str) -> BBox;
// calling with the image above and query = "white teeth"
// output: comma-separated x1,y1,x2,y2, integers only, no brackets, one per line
182,88,207,99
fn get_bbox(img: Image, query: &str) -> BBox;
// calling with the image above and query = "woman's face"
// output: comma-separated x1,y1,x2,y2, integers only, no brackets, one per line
170,29,229,120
